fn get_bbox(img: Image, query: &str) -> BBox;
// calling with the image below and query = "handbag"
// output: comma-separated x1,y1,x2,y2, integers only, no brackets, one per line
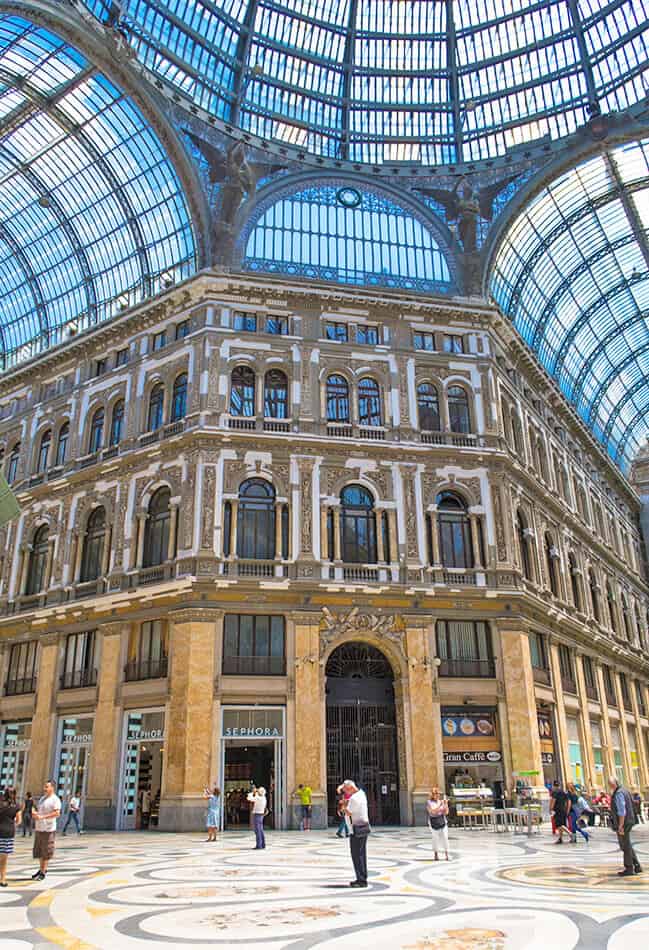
352,820,371,837
429,814,446,830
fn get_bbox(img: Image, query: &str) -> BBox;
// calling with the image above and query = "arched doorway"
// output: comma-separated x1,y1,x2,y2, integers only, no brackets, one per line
325,642,400,826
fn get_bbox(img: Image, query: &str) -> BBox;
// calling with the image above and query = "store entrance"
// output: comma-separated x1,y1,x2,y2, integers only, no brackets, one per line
223,743,276,829
325,642,400,826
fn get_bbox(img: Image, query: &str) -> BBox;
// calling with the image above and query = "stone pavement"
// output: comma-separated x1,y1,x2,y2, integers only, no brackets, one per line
1,824,649,949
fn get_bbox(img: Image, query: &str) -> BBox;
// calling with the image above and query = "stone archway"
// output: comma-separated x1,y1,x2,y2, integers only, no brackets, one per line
325,641,401,826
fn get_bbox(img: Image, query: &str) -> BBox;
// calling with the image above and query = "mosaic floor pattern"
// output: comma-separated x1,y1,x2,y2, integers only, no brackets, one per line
1,824,648,949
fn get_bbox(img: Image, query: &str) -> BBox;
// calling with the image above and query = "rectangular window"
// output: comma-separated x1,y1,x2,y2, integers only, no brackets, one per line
94,359,107,377
265,315,288,335
325,322,348,342
436,620,494,677
558,644,576,691
628,727,640,787
222,614,286,675
620,672,631,709
443,334,464,353
610,725,625,784
591,720,605,780
603,665,616,704
636,681,646,717
567,716,584,784
529,632,549,670
61,631,97,689
356,325,379,345
583,655,596,689
414,331,435,351
175,320,190,340
6,640,38,695
125,621,168,681
234,312,257,332
152,331,166,351
115,348,129,367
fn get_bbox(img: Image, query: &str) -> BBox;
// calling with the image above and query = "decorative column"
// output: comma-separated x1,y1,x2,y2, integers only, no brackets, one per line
100,525,112,578
135,511,147,568
613,672,634,785
548,642,571,784
376,508,385,563
500,620,543,785
26,634,60,791
630,679,649,789
469,513,483,569
275,502,283,560
388,510,398,565
574,655,596,789
85,622,124,828
595,663,616,782
333,506,342,561
158,610,220,832
293,611,325,828
44,538,55,590
320,506,329,561
429,509,441,567
229,500,238,557
18,545,31,595
404,615,442,823
167,503,179,561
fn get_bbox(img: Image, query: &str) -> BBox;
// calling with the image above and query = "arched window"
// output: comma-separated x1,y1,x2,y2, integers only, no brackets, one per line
545,533,559,597
36,430,51,473
237,479,275,560
340,484,377,563
143,487,171,567
55,423,69,466
437,491,473,569
88,409,104,454
110,400,124,446
621,595,632,640
326,374,350,423
358,377,382,427
535,439,549,482
606,581,618,633
417,383,440,431
447,386,471,433
568,553,581,609
147,384,164,431
26,525,49,595
589,569,601,622
516,511,532,581
171,373,187,422
80,507,106,582
264,370,288,419
230,366,255,417
7,442,20,484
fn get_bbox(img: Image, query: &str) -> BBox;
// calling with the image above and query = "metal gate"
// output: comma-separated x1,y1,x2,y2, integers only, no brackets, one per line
325,643,400,825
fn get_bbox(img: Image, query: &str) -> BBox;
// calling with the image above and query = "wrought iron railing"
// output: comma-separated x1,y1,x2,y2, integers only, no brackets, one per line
124,657,168,682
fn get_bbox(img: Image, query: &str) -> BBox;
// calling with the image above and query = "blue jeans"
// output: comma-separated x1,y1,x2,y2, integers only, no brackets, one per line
64,811,80,834
337,817,349,837
254,813,265,849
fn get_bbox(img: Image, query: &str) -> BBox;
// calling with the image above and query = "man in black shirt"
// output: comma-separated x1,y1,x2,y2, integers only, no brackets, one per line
550,781,572,843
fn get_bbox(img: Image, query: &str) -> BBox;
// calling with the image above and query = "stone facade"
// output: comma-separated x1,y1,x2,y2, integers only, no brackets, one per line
0,272,647,830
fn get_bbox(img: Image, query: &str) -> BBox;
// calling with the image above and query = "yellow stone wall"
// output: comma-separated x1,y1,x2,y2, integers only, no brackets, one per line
499,621,542,780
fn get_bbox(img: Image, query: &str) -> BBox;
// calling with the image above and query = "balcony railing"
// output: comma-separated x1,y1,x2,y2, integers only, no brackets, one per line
327,422,354,438
263,420,291,433
222,655,286,676
605,689,617,706
441,570,478,586
533,666,551,686
342,565,380,582
5,675,37,696
59,668,97,690
438,658,496,678
561,675,577,694
228,416,256,430
124,657,168,682
585,684,599,701
420,430,479,448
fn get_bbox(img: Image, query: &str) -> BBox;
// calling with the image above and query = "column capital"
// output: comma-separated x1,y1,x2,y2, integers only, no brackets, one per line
169,608,224,625
402,613,435,628
290,610,323,626
98,620,127,638
39,632,61,647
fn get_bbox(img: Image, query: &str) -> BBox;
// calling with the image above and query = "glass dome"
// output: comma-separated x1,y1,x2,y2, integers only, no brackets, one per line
80,0,648,166
490,136,649,472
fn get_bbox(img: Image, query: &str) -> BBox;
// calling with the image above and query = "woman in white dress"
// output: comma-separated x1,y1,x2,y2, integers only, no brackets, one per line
426,787,449,861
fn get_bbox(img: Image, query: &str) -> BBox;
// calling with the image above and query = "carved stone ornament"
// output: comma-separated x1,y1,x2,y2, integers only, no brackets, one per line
201,466,216,549
224,459,249,494
319,606,406,662
322,464,349,497
492,485,508,562
300,459,315,555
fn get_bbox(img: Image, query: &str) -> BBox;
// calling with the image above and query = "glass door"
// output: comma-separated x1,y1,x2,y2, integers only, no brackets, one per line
0,722,31,799
56,745,91,824
273,739,284,830
120,741,140,830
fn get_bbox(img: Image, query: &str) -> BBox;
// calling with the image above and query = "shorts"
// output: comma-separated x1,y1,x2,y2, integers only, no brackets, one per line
0,837,14,854
301,804,312,818
33,831,56,860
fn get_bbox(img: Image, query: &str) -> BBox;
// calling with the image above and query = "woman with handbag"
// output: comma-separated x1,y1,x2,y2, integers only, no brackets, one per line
426,787,449,861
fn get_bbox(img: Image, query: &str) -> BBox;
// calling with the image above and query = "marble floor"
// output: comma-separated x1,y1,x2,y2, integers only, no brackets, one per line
1,824,649,949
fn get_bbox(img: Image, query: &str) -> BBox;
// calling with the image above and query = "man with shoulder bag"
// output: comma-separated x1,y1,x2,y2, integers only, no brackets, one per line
609,777,643,876
342,780,370,887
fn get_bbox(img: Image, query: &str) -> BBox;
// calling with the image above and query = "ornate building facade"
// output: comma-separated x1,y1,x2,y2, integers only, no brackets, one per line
0,271,647,830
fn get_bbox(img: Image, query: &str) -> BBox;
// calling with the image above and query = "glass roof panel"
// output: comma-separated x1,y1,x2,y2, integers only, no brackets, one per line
78,0,649,166
491,136,649,470
0,14,197,370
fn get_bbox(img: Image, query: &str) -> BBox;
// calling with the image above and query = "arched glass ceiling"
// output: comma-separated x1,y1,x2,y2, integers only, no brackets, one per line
241,184,453,292
81,0,648,166
0,15,196,370
490,137,649,471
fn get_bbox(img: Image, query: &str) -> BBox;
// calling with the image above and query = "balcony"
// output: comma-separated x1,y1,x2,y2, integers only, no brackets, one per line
438,658,496,678
162,420,185,439
327,422,354,438
561,675,577,695
124,657,168,682
605,689,617,706
441,570,478,586
222,655,286,676
224,559,288,578
533,666,551,686
358,426,386,441
228,416,256,430
420,430,480,448
59,668,97,690
263,420,291,433
585,684,599,701
4,675,37,696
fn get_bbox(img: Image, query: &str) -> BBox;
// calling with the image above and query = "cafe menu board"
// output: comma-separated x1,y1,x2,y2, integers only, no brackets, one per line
442,711,496,739
537,714,553,740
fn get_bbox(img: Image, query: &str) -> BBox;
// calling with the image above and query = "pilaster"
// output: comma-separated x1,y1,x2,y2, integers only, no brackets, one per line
574,654,596,789
548,642,570,784
85,622,124,829
26,633,60,791
499,621,543,782
292,611,325,828
404,615,441,823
